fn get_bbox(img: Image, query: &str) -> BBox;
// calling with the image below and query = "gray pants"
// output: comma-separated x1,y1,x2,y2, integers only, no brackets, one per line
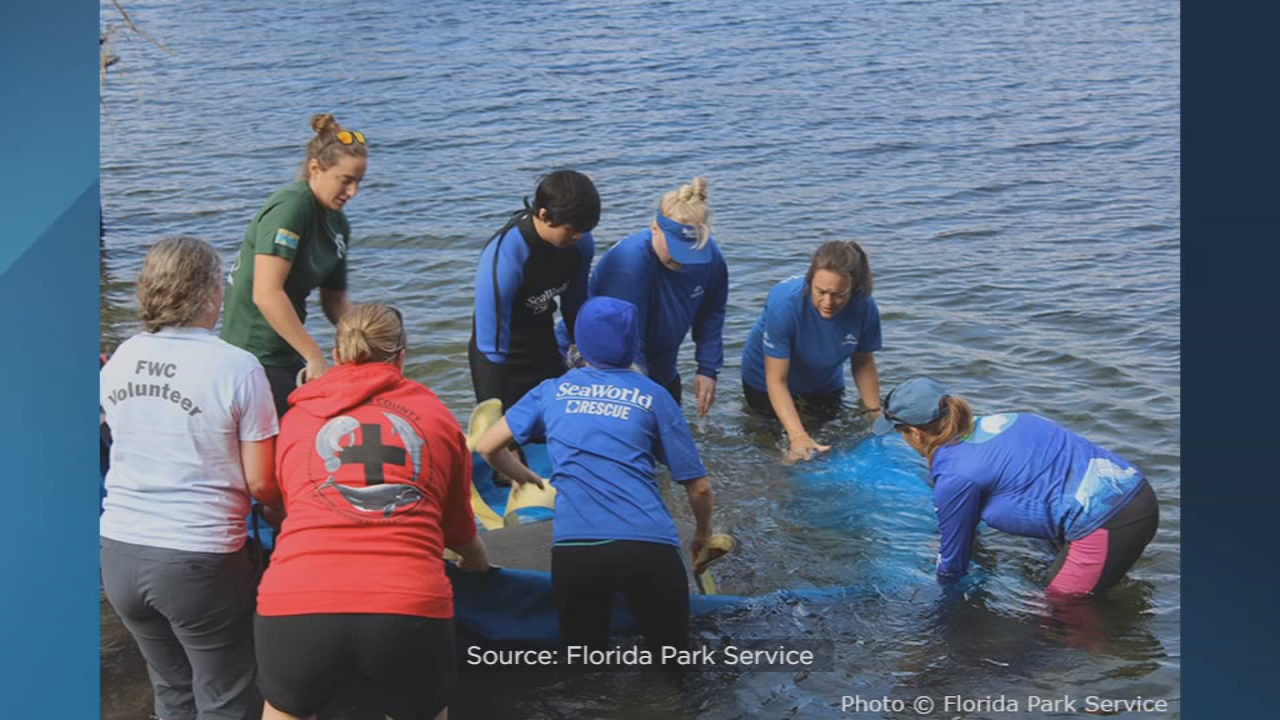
101,537,258,720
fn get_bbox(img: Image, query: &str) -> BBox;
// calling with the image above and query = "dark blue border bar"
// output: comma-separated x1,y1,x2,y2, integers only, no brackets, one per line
1183,1,1278,715
0,1,100,716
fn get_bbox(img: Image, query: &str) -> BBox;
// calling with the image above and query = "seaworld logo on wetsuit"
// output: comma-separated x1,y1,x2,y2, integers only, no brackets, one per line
525,282,569,314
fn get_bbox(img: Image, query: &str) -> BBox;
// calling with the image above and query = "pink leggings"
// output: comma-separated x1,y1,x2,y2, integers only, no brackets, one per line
1047,482,1158,596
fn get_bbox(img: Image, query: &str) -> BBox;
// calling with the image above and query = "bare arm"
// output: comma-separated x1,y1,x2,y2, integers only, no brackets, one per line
684,476,714,564
765,355,830,462
241,437,280,511
449,534,492,572
252,254,328,379
851,352,882,415
319,288,351,326
475,418,546,489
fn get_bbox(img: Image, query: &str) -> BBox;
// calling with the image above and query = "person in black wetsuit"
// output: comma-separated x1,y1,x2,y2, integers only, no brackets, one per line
469,170,600,411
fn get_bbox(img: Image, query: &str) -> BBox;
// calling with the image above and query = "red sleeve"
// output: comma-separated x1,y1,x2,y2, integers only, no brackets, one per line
441,427,478,550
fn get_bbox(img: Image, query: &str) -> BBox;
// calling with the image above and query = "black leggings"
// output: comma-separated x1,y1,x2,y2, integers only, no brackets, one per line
552,540,689,663
263,364,303,418
255,613,456,720
1047,481,1159,596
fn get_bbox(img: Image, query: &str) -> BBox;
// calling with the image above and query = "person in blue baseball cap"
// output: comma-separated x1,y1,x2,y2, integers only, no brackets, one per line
556,176,728,416
879,377,1159,596
740,240,883,462
476,296,716,665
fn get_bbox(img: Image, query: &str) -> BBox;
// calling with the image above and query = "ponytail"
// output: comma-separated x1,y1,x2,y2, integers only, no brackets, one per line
918,396,974,469
334,304,405,365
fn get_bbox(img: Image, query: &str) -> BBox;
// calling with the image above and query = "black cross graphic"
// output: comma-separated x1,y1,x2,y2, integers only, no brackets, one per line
339,424,406,485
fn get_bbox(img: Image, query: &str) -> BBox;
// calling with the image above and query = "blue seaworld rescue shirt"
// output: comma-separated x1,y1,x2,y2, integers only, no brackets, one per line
740,276,882,395
930,413,1147,583
504,366,708,547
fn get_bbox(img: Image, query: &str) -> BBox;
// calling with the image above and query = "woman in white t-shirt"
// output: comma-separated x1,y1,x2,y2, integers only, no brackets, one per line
100,236,279,720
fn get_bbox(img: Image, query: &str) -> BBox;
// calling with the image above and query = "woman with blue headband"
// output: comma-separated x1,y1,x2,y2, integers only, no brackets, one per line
878,377,1159,595
740,240,883,462
559,177,728,415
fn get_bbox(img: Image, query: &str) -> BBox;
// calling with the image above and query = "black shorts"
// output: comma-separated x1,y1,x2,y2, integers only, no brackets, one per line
255,613,456,720
552,540,689,665
263,364,303,417
468,335,565,412
742,381,844,423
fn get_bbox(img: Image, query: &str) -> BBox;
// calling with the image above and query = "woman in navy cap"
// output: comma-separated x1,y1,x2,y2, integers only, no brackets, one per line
740,240,883,462
559,176,729,416
878,377,1159,596
476,296,716,664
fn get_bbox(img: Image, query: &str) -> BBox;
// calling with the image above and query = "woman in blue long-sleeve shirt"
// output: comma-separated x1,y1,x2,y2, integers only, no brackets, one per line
560,176,728,415
878,377,1159,596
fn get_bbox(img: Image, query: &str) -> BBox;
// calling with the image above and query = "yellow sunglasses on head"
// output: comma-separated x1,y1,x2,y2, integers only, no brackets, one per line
334,129,366,146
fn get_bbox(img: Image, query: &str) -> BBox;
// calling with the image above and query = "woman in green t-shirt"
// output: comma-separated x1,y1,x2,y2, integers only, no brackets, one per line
222,113,368,415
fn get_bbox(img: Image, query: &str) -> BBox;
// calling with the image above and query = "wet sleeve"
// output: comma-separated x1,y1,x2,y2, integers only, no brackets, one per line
251,194,310,263
654,394,708,483
234,363,280,442
474,226,529,362
442,426,479,549
933,473,984,583
505,380,547,446
560,233,596,343
855,296,883,353
592,248,651,373
761,291,795,360
692,253,729,378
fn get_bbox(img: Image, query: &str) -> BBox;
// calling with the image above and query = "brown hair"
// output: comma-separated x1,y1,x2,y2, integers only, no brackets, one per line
137,236,223,333
334,304,406,365
908,396,975,469
296,113,368,181
659,176,714,247
805,240,873,296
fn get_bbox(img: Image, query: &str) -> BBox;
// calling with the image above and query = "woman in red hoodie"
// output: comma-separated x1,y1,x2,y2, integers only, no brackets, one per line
252,304,490,720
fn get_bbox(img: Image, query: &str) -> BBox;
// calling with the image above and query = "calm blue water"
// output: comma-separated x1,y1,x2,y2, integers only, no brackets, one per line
101,0,1180,716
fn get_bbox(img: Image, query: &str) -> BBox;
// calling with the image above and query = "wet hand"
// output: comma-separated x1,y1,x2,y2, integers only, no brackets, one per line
695,375,717,417
514,474,547,491
786,436,831,463
457,555,490,573
690,532,710,571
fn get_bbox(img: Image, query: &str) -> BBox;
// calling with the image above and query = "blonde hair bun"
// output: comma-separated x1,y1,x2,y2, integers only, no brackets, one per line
310,113,340,135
